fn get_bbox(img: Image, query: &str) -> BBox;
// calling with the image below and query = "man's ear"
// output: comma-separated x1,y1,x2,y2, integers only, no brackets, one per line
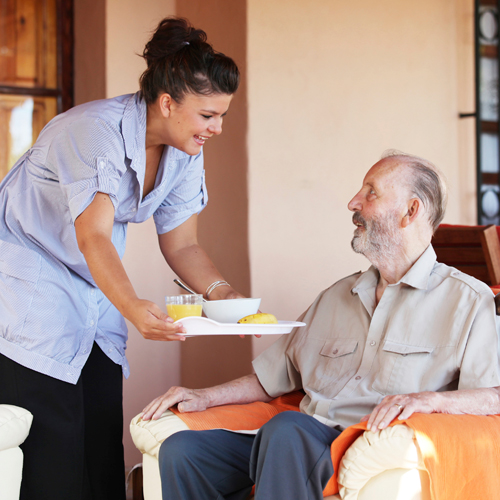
158,93,173,118
401,198,420,228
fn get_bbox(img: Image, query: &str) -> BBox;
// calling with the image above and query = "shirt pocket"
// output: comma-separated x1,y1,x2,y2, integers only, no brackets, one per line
309,338,359,395
0,241,41,339
372,340,434,396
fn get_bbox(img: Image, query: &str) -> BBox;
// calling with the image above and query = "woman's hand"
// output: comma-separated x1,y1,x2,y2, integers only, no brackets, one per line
209,285,246,301
128,298,186,341
141,386,210,420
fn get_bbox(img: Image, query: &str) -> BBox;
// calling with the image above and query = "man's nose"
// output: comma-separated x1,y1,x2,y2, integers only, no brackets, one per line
348,192,362,212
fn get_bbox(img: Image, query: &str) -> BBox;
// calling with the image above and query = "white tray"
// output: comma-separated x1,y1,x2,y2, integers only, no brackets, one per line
174,316,306,336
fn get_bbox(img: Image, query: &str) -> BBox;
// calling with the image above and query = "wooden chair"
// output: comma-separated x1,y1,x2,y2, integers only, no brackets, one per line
431,224,500,286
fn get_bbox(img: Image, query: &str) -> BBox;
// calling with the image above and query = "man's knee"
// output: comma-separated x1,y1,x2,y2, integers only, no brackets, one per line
259,411,310,440
159,430,200,468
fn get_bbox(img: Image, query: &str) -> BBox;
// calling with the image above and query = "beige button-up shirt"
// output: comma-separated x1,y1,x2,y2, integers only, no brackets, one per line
253,245,500,430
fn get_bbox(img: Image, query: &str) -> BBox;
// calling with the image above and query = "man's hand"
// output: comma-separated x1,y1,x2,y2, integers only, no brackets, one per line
140,374,272,422
362,387,500,432
141,386,210,421
362,391,437,432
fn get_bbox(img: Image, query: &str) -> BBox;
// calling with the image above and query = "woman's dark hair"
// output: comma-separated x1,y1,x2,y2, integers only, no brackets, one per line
140,17,240,104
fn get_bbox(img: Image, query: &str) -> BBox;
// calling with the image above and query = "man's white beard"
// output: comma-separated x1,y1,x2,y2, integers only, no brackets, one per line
351,210,403,265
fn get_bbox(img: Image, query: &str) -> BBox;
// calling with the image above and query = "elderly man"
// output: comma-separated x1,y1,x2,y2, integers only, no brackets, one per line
142,151,500,500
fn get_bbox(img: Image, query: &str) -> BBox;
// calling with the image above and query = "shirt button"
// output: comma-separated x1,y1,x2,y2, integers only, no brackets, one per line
332,349,338,354
108,349,113,353
131,208,136,212
91,289,95,295
355,376,361,380
90,320,95,326
370,341,376,346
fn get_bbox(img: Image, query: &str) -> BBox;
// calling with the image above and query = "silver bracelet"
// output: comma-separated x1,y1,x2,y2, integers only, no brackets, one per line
206,280,230,299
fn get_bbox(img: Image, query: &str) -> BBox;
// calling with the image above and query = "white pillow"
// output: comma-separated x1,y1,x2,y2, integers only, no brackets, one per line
0,405,33,452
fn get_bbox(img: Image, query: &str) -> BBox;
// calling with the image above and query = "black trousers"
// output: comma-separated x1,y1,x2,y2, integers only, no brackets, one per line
0,343,126,500
159,411,341,500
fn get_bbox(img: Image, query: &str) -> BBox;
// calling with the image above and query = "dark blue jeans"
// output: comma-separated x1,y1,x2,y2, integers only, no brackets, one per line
159,411,341,500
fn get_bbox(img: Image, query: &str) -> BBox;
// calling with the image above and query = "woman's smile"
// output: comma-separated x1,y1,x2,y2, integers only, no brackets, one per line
158,92,233,155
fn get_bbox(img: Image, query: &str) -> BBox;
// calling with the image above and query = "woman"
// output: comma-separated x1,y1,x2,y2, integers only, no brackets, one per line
0,17,242,500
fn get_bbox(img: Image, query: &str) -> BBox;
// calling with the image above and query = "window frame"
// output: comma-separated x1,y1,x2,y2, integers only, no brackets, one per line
0,0,73,113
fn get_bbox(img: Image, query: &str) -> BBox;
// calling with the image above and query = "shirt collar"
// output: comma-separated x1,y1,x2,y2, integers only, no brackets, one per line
122,92,146,162
351,244,437,295
399,244,437,289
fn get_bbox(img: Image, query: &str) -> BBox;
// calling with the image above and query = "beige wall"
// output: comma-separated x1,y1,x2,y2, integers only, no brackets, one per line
175,0,253,389
247,0,476,357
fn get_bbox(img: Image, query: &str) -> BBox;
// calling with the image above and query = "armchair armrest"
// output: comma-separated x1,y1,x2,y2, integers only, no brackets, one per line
130,410,189,459
338,425,430,500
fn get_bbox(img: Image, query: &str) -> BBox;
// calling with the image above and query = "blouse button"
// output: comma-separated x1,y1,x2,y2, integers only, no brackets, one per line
355,376,361,380
332,349,338,354
370,341,376,346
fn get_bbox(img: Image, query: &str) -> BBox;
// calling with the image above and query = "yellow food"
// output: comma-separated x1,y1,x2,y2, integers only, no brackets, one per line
167,304,203,321
238,313,278,324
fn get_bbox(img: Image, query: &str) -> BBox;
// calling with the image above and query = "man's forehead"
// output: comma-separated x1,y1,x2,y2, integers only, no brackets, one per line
363,157,407,186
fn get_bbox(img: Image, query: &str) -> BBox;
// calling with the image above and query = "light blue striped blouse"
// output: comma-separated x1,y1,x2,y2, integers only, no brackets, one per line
0,92,208,383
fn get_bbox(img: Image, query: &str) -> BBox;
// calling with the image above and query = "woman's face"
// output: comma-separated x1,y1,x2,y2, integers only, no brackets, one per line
160,92,233,155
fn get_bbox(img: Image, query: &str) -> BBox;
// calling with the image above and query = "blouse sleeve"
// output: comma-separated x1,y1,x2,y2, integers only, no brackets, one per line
45,116,126,223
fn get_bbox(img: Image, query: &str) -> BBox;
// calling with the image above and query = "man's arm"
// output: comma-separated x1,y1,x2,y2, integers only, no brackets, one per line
141,374,273,421
363,387,500,432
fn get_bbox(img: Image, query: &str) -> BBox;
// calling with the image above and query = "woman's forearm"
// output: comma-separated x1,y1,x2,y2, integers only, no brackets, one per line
78,231,138,316
159,216,243,300
165,243,233,298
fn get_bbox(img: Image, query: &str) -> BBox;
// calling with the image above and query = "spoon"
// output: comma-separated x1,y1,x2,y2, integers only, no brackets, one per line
173,278,207,302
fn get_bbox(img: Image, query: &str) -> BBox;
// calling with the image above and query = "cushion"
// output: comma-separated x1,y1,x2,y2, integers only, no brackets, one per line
130,410,189,458
338,425,424,498
0,405,33,452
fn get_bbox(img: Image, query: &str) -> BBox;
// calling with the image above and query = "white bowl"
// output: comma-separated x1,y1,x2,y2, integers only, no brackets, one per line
202,298,261,323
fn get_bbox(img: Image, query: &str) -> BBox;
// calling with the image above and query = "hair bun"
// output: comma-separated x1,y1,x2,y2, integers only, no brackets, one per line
140,16,239,104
